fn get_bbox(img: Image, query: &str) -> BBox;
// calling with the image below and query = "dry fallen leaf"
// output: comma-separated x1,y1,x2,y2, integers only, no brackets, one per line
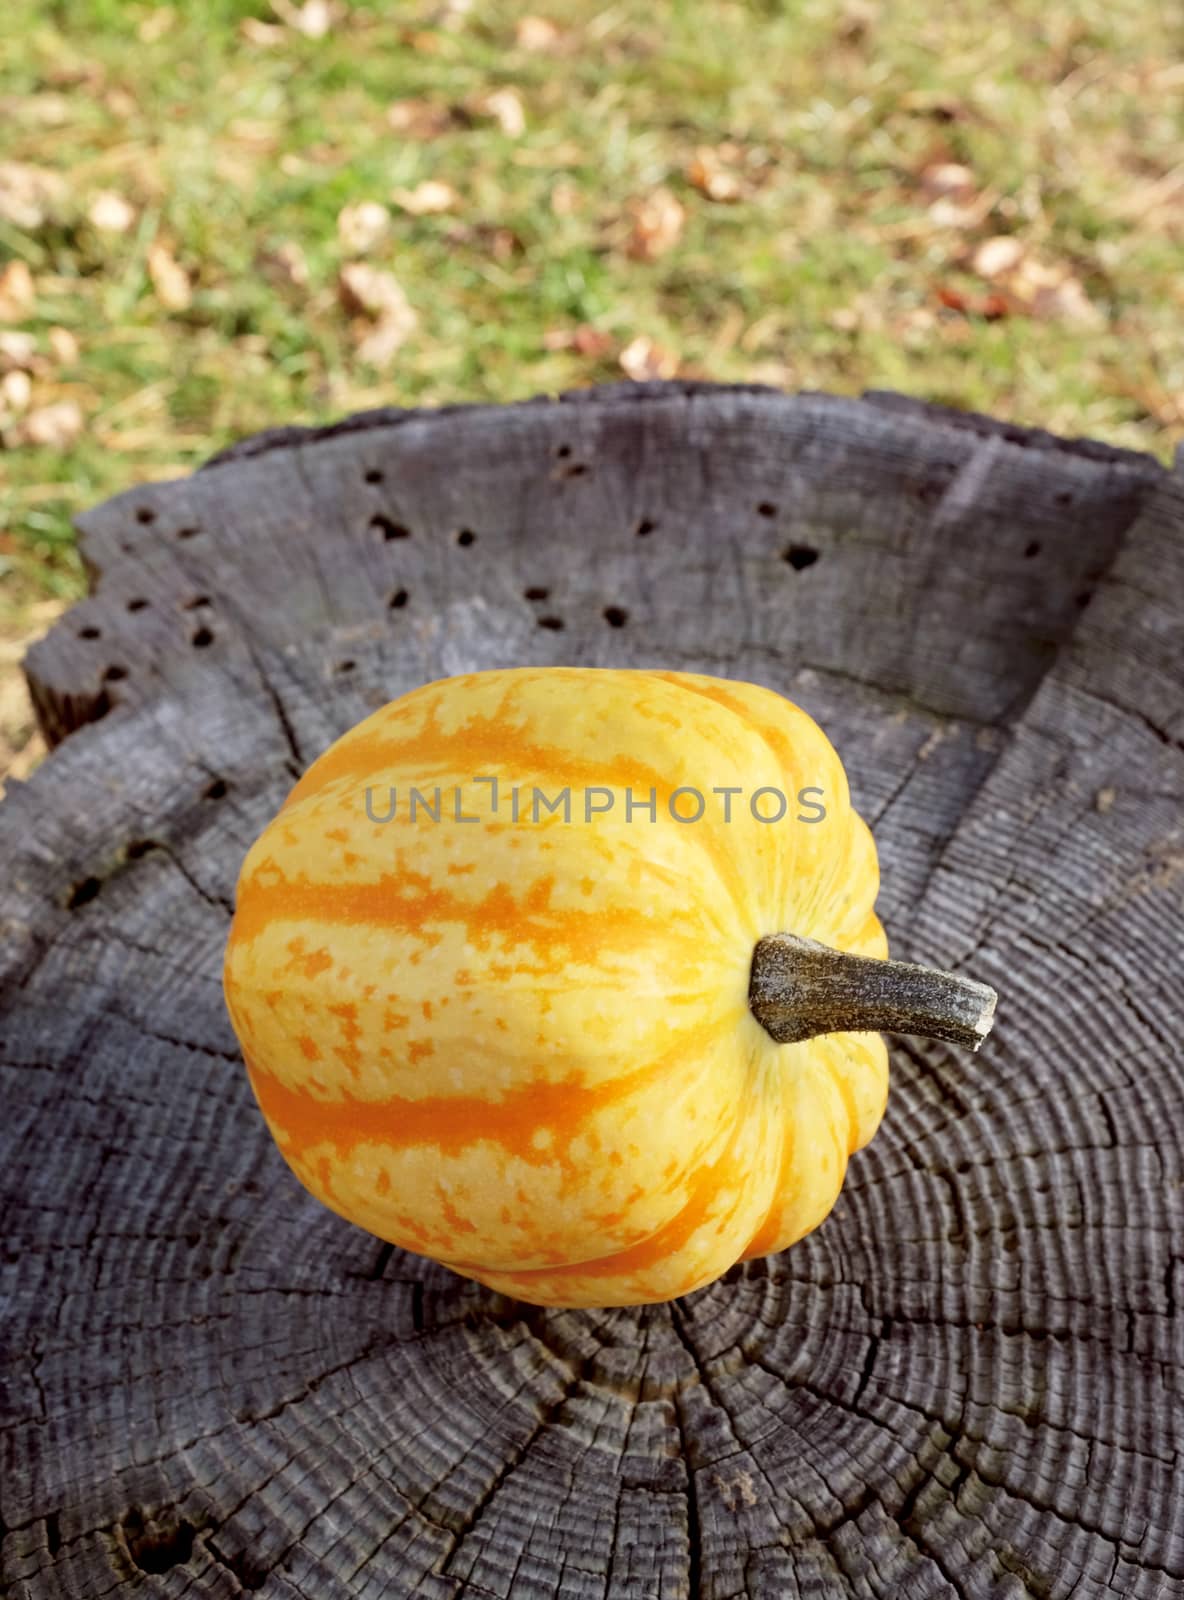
104,87,137,119
403,28,445,54
914,161,1000,230
271,0,334,38
899,89,976,123
828,292,885,333
228,119,280,152
0,162,69,231
0,260,35,321
338,262,417,366
919,161,976,202
147,241,192,311
257,240,309,288
1014,260,1103,326
443,220,520,261
625,187,685,261
428,0,473,31
937,284,1009,319
0,369,32,412
386,99,457,140
47,326,79,364
356,315,416,368
0,92,71,127
339,262,402,318
963,238,1104,326
687,147,743,203
550,180,581,218
972,234,1024,279
469,87,526,137
836,0,878,43
390,179,458,216
8,399,84,448
516,15,562,51
45,59,106,92
240,17,287,45
542,324,614,357
88,190,136,234
619,335,680,381
137,7,175,43
0,330,37,372
337,200,391,252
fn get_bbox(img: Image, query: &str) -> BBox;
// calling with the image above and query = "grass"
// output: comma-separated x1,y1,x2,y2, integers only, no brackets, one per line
1,0,1181,779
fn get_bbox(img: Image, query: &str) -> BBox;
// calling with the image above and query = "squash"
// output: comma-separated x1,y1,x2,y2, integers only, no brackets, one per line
222,667,995,1308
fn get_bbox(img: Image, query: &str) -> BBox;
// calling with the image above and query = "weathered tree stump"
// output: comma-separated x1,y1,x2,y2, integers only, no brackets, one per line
3,381,1182,1599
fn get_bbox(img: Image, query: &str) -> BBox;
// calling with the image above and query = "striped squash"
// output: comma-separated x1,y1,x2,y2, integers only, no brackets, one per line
222,667,890,1308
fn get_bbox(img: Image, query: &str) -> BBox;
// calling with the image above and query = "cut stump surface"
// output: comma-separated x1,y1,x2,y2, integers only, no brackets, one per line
3,382,1182,1599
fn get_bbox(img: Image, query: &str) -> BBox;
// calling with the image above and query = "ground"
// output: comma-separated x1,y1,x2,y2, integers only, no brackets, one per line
1,0,1180,788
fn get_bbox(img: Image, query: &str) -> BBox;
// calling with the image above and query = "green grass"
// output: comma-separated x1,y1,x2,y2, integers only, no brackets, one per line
1,0,1181,614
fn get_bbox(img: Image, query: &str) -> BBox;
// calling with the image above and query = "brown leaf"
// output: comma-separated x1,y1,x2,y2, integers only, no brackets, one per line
0,92,71,127
0,369,32,413
0,330,37,372
88,190,137,234
468,88,526,137
913,159,996,230
899,89,975,123
338,263,417,366
1025,270,1103,327
543,324,614,357
516,15,562,51
619,335,679,381
240,17,287,45
137,7,176,42
338,262,413,321
972,235,1024,279
386,99,458,140
7,399,84,448
966,242,1103,326
390,180,458,216
0,162,69,231
430,0,474,32
918,161,976,201
443,220,520,260
829,293,886,334
625,187,685,261
687,147,743,203
404,29,445,54
0,260,35,321
104,87,137,118
45,60,106,91
1109,166,1184,225
550,180,581,218
147,242,192,311
337,200,391,252
228,119,280,152
836,0,878,43
257,240,309,287
356,313,416,367
270,0,335,38
47,326,79,365
936,283,1009,319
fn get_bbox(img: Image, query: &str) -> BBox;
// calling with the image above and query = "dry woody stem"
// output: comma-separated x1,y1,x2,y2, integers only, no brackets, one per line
749,932,997,1051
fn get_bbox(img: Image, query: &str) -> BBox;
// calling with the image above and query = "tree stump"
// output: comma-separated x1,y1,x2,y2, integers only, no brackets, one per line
3,381,1182,1599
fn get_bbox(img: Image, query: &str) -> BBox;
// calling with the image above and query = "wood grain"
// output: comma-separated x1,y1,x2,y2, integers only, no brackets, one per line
2,382,1180,1599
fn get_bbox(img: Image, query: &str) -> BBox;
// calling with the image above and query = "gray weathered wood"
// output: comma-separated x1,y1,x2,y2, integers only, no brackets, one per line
2,381,1181,1599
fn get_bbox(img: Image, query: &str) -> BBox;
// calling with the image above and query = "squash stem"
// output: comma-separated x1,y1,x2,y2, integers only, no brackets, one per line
749,933,997,1051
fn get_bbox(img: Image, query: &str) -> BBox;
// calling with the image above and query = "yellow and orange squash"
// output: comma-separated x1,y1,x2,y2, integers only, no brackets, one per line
223,667,990,1308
